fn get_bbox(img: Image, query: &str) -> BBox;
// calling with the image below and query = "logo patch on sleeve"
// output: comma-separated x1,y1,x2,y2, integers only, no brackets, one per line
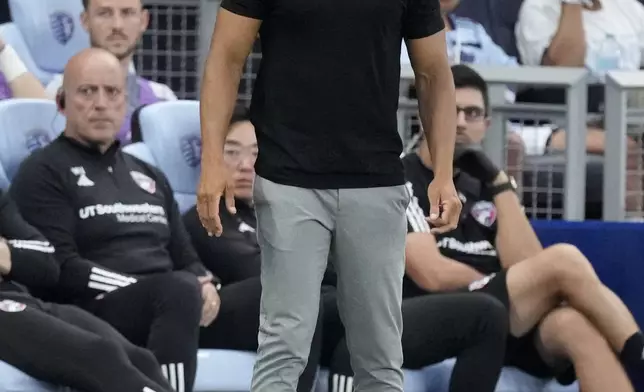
130,171,157,194
0,300,27,313
471,201,497,227
468,273,496,292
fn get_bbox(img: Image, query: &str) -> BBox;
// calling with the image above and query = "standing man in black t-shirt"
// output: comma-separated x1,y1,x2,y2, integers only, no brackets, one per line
196,0,462,391
198,0,460,392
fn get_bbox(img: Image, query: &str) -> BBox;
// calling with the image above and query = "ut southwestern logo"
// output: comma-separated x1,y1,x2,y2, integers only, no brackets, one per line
25,130,51,153
50,12,74,45
180,135,201,168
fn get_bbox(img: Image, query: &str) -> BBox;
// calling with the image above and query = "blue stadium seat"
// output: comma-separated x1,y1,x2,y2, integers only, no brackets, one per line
9,0,89,75
0,99,64,183
122,142,156,166
194,350,257,391
0,23,52,85
130,101,202,213
0,361,63,392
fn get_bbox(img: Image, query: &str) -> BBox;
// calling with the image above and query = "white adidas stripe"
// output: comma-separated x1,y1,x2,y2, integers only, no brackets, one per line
7,239,55,253
331,374,354,392
161,363,185,392
91,267,137,283
87,281,119,292
405,182,431,233
87,267,137,292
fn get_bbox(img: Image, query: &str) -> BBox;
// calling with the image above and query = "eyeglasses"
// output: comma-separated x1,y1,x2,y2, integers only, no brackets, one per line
223,145,258,165
456,105,486,122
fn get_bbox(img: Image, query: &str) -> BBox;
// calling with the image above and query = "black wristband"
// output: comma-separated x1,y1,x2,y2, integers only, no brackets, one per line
487,178,517,198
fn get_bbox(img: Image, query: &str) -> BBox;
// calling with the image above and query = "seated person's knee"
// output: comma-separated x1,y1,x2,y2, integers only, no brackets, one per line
150,272,202,313
467,293,509,338
539,307,600,357
545,244,595,277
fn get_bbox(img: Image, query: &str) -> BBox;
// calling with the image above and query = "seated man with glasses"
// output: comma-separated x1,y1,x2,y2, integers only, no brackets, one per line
401,64,641,391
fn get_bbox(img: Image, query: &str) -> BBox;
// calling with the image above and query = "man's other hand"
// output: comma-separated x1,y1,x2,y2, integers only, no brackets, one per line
426,177,462,234
199,277,221,327
197,161,236,237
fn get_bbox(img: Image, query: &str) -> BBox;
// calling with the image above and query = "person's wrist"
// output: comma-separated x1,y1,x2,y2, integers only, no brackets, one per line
490,171,510,186
0,45,27,82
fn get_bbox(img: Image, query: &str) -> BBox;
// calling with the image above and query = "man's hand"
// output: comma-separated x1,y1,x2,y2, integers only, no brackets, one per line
0,238,11,275
426,177,461,234
196,161,236,237
199,275,221,327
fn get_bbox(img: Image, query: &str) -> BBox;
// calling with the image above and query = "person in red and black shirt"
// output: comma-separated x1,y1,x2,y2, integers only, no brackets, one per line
404,65,642,391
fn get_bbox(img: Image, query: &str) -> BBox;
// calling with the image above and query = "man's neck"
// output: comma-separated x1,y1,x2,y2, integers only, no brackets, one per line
120,55,133,77
442,14,452,31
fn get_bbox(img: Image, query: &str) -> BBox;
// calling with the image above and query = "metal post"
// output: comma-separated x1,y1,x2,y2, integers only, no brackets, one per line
603,72,632,221
563,76,588,221
483,83,507,168
197,0,221,95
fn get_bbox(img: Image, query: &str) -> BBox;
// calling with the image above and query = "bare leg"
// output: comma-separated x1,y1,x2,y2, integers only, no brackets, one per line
505,243,638,351
537,307,633,392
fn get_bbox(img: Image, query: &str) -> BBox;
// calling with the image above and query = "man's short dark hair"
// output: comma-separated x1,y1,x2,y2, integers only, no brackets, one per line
82,0,89,9
451,64,489,114
230,104,250,128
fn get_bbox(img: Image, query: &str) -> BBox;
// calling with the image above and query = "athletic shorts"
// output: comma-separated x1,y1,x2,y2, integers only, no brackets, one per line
463,271,576,384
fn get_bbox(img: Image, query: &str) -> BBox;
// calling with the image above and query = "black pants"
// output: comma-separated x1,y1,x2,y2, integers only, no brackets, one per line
326,291,509,392
199,277,325,392
83,271,203,392
0,293,173,392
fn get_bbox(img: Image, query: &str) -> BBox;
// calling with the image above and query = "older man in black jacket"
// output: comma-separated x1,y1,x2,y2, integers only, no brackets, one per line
0,189,173,392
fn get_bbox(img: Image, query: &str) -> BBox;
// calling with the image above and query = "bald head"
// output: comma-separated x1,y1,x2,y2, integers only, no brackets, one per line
63,48,124,91
61,48,127,149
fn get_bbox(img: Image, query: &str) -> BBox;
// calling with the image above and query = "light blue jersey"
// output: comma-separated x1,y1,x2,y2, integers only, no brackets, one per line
401,15,517,67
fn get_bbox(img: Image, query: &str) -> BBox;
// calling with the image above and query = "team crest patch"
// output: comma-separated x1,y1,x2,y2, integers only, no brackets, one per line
0,299,26,313
468,273,496,292
130,171,156,194
471,201,497,227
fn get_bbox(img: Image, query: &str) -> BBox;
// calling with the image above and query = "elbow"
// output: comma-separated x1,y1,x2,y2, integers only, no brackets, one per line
405,258,444,292
204,47,245,80
414,64,453,100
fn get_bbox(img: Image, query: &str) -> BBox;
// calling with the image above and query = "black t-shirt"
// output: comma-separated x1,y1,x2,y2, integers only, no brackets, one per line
221,0,443,189
402,153,501,298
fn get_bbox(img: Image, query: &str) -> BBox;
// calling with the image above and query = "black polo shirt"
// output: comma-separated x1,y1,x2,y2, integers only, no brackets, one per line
221,0,443,189
403,153,502,298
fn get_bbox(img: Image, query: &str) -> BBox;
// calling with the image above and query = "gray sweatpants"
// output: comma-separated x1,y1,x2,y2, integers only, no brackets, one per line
250,175,408,392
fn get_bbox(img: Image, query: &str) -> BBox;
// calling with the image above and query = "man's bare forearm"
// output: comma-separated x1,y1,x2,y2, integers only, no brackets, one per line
492,173,543,268
416,65,456,179
199,55,245,165
543,4,586,66
406,233,484,292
